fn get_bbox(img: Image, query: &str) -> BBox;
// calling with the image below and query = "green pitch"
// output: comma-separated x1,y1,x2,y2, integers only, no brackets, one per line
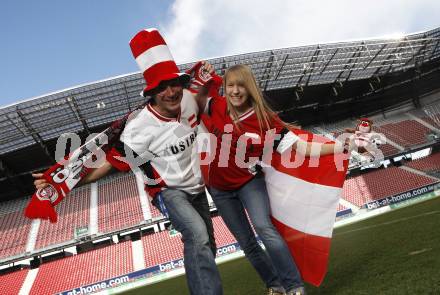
123,197,440,294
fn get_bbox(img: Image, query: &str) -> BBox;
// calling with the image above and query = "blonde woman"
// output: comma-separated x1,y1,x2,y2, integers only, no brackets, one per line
200,64,350,295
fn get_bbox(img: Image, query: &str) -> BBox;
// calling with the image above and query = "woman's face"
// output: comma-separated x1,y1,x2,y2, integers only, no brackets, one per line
225,75,251,113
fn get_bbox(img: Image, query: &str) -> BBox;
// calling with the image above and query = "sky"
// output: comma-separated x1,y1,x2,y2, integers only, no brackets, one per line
1,0,439,107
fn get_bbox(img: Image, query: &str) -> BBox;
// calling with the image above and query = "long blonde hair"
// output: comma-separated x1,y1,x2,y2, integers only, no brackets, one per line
224,64,276,133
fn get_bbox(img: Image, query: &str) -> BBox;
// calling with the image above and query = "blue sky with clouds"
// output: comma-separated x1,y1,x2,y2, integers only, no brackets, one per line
0,0,172,106
1,0,439,107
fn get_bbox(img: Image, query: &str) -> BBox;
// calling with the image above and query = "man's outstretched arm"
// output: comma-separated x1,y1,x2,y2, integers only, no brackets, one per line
32,160,114,190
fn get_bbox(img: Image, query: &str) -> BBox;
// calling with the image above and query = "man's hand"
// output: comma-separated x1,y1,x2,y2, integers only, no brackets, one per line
186,61,216,92
32,173,49,190
187,61,223,112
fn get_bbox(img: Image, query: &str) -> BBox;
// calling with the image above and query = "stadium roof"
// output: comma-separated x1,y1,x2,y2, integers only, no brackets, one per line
1,27,440,155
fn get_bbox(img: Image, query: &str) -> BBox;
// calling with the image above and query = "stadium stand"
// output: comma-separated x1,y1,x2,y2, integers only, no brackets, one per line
29,241,133,294
34,185,91,250
310,118,404,158
336,204,348,212
421,116,440,130
311,107,440,160
149,199,166,219
418,104,440,130
0,267,29,295
404,152,440,174
212,216,237,247
374,120,431,148
0,158,438,293
377,143,401,157
342,166,438,206
0,211,33,260
342,177,370,207
142,231,184,268
98,173,144,233
0,197,28,216
142,216,238,268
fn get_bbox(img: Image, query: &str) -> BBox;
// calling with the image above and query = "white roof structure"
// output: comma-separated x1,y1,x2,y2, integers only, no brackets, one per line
1,27,439,155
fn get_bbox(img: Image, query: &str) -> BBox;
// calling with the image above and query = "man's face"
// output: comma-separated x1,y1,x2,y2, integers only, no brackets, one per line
151,78,184,118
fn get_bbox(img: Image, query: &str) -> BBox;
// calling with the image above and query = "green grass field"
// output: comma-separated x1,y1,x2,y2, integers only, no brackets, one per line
123,197,440,294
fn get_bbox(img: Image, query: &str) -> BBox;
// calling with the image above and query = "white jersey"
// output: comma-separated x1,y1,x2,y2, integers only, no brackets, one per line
119,89,204,195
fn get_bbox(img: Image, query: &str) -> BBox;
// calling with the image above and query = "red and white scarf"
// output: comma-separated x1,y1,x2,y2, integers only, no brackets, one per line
24,103,144,223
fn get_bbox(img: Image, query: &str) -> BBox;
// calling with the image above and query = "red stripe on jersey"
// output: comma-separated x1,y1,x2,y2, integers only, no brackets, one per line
144,164,167,198
106,147,131,172
147,104,180,122
238,108,255,121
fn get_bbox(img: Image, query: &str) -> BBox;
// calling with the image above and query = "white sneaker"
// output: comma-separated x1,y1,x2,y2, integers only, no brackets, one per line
267,286,285,295
286,286,306,295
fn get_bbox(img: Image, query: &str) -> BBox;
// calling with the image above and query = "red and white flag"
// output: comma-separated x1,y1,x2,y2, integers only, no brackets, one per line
263,129,348,287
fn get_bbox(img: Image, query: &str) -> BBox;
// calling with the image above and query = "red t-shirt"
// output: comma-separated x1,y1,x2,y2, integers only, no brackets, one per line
203,95,289,191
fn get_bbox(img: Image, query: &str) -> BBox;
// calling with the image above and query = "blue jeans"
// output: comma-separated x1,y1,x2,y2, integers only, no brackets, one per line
160,189,222,295
209,175,303,291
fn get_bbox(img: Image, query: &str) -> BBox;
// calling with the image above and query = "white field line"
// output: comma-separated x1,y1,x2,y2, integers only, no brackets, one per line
334,210,440,236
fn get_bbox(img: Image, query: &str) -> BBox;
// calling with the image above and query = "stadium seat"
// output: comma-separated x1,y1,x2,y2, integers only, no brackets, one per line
30,241,133,294
98,173,144,233
374,120,431,148
0,211,33,259
404,152,440,173
142,230,184,268
34,185,91,250
342,167,437,206
0,267,29,295
212,216,237,247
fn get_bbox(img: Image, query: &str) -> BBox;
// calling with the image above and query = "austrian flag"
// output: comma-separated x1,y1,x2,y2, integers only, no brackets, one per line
263,129,349,286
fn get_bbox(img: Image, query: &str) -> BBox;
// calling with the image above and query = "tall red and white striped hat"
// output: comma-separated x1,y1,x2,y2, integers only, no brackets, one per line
129,28,190,97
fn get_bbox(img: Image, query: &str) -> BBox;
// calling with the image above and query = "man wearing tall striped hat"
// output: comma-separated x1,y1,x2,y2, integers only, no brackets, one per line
33,28,223,295
115,28,222,295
